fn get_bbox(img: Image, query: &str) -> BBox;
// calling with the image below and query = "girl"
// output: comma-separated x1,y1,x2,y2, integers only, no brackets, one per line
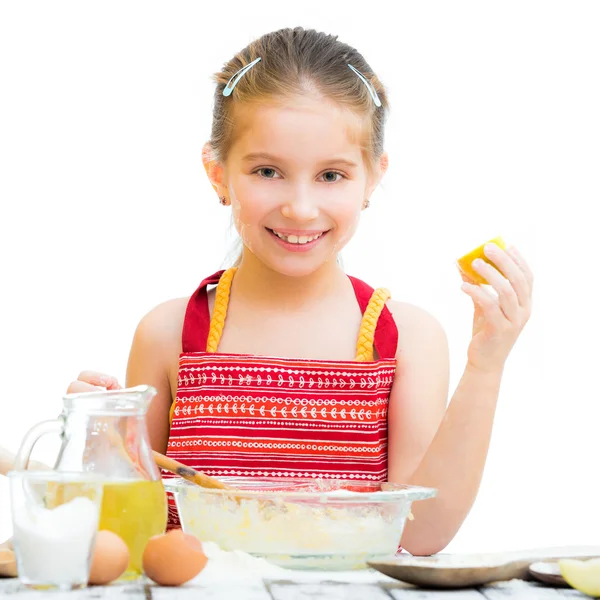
66,27,533,555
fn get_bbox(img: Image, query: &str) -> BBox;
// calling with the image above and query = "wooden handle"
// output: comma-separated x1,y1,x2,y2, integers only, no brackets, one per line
152,451,231,491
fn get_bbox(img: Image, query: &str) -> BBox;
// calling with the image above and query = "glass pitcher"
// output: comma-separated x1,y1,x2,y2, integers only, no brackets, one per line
13,385,168,580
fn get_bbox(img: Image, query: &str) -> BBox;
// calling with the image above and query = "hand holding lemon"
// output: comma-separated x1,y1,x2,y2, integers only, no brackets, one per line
456,237,534,374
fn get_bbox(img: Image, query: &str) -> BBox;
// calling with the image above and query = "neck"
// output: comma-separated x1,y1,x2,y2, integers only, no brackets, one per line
232,249,348,311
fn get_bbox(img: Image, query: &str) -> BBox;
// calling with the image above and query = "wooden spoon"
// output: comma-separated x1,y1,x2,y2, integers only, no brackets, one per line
152,451,233,492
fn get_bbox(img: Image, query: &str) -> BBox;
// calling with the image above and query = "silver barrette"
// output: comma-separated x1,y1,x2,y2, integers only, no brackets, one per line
223,57,262,97
348,64,382,107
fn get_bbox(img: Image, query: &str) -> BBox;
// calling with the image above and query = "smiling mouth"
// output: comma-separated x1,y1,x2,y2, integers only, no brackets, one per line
266,228,329,245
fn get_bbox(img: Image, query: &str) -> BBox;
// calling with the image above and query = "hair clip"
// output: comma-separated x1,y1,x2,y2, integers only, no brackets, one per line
223,57,262,97
348,64,382,107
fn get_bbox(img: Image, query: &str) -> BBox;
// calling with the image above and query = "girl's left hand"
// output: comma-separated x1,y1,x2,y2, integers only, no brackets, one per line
459,243,533,374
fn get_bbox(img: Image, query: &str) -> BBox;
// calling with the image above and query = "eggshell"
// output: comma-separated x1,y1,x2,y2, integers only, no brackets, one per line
88,530,130,585
142,529,207,586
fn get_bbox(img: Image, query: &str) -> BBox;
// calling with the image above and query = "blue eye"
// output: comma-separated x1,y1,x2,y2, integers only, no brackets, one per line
322,171,342,183
253,168,344,181
257,168,278,179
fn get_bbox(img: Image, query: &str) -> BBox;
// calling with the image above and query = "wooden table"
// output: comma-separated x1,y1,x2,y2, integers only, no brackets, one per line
0,575,587,598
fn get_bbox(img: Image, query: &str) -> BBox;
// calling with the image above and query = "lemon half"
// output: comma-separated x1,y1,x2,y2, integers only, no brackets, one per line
559,558,600,597
456,236,506,285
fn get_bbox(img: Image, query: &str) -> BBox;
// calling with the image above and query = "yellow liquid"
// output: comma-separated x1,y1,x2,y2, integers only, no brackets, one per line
98,480,167,578
44,478,167,579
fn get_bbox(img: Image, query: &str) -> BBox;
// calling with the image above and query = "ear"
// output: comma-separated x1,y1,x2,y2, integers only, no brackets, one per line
202,142,226,194
379,151,389,177
365,151,389,198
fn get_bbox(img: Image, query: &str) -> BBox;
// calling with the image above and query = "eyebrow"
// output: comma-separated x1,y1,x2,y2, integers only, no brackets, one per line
241,152,359,169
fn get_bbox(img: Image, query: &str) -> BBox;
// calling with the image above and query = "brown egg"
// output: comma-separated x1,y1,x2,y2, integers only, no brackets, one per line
88,530,130,585
0,548,17,578
142,529,208,586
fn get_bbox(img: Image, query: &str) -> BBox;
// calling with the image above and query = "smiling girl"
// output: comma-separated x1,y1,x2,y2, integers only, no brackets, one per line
64,27,533,555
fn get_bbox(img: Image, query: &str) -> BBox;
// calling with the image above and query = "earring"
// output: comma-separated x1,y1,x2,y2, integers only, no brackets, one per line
219,196,228,206
363,199,370,209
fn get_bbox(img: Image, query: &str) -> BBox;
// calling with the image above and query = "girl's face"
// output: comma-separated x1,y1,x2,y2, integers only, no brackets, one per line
208,95,386,277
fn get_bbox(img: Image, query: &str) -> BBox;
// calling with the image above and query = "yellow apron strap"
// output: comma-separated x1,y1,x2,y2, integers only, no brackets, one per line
206,267,237,353
170,267,237,425
355,288,392,362
207,269,390,360
171,271,387,424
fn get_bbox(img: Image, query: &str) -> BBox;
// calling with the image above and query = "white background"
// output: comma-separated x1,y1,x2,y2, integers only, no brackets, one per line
1,1,599,554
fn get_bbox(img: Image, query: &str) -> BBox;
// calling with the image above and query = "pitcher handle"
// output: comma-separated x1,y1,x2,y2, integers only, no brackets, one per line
12,419,64,471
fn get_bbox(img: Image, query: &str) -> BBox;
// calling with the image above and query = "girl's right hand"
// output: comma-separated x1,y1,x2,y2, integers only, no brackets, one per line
66,371,122,394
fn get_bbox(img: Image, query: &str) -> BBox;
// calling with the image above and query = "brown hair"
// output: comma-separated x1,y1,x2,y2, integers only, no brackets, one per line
209,27,389,171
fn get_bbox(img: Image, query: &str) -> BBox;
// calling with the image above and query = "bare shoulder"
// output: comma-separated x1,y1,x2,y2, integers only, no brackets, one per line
133,297,190,352
385,300,450,412
386,299,448,354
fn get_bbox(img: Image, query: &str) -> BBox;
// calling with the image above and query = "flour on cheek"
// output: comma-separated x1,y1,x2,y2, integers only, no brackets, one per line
231,194,257,256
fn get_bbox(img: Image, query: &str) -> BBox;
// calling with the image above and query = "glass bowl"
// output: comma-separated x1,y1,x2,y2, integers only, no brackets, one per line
164,477,436,570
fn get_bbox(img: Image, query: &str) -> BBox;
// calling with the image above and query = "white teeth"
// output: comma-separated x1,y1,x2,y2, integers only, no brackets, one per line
272,230,323,244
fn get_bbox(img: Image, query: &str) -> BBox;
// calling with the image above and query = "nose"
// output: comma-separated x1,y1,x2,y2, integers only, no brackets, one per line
280,184,319,222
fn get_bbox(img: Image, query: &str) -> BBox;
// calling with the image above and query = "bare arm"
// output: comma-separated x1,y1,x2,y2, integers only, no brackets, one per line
386,303,450,486
399,363,503,555
387,302,502,556
0,447,19,476
0,447,17,476
0,446,52,475
125,298,187,454
389,242,532,556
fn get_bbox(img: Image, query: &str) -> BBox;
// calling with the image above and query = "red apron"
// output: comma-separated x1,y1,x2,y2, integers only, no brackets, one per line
163,270,398,530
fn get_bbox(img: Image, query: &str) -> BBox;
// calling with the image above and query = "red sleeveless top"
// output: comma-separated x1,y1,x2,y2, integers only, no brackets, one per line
164,270,399,529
